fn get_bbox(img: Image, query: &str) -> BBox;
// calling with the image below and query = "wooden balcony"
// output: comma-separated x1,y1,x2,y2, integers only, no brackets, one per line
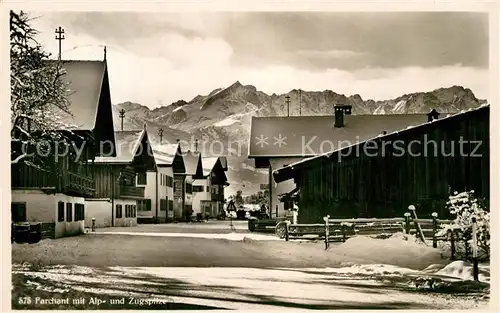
119,185,145,199
64,172,95,198
12,162,95,197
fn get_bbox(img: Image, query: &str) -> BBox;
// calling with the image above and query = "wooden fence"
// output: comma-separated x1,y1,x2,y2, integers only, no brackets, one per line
276,212,457,255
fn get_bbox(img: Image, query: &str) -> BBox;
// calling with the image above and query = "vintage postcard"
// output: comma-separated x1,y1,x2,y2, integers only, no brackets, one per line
2,0,498,311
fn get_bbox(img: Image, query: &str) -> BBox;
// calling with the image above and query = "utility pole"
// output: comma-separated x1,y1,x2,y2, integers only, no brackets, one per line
119,109,126,131
55,26,65,61
285,95,291,117
158,128,164,144
103,45,107,61
194,139,199,152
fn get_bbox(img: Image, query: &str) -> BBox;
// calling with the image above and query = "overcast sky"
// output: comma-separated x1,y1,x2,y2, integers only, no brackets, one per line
29,11,489,108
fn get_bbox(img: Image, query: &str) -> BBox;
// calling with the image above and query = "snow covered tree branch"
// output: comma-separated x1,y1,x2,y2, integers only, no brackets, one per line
439,190,490,261
10,10,74,165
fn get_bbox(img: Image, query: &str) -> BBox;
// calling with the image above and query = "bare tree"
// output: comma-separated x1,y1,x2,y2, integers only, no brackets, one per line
10,10,73,165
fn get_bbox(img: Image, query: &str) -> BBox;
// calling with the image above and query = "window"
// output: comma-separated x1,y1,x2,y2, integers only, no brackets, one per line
11,202,27,223
166,176,173,187
186,183,192,194
206,186,210,192
116,204,122,218
125,204,136,218
75,203,85,221
66,203,73,222
57,201,65,222
137,199,151,211
137,172,147,185
168,200,174,211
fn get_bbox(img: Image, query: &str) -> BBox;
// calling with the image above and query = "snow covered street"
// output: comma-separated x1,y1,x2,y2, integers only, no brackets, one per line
11,228,490,309
12,262,489,310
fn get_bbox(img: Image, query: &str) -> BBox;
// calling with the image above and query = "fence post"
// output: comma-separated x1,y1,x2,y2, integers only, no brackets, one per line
448,229,456,260
431,212,438,248
285,220,290,242
323,215,330,250
472,217,479,281
409,205,426,244
341,223,347,242
404,212,411,235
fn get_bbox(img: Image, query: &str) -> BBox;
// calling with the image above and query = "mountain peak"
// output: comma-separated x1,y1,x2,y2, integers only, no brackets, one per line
229,81,243,88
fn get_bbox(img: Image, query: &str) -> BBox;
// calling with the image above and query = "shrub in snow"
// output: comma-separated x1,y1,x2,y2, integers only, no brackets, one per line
439,191,490,261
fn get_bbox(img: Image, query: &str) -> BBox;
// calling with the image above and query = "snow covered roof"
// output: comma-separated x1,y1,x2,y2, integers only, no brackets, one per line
94,130,145,163
202,157,220,176
273,104,490,183
248,113,429,157
50,60,108,130
183,151,203,177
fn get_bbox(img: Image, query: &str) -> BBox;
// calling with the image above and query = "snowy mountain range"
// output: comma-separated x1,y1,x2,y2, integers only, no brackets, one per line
113,83,487,196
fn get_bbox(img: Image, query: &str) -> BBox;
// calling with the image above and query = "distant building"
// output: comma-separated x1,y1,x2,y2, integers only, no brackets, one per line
180,151,204,221
273,105,490,223
90,129,156,228
192,157,229,218
248,105,431,218
138,143,185,223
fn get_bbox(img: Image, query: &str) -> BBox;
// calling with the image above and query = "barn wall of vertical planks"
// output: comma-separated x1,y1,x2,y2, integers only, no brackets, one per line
275,106,489,223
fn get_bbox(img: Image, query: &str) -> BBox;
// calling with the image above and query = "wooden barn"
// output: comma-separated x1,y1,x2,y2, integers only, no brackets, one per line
248,105,431,218
273,105,490,223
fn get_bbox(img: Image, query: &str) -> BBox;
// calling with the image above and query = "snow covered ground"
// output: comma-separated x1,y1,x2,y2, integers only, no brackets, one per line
11,230,490,309
12,261,489,310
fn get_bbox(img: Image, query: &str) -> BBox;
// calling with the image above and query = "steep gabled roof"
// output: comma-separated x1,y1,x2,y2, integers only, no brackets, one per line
94,130,144,163
202,157,220,177
152,143,181,166
183,151,203,178
50,60,107,130
273,104,490,183
249,113,429,157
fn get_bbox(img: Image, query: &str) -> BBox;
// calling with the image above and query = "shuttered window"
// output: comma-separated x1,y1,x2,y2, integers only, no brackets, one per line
116,204,122,218
75,203,85,221
66,203,73,222
11,202,27,223
137,172,147,185
58,201,65,222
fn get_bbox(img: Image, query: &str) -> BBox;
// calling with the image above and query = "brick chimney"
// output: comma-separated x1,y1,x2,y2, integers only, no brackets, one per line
427,109,440,122
334,104,352,128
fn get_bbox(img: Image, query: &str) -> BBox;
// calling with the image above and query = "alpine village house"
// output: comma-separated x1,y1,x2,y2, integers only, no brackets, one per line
192,157,229,219
11,56,154,238
138,142,185,223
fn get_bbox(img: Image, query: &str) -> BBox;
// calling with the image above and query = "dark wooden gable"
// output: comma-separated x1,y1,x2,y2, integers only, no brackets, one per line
131,130,156,172
94,63,116,157
172,146,186,174
193,154,204,179
209,159,228,185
